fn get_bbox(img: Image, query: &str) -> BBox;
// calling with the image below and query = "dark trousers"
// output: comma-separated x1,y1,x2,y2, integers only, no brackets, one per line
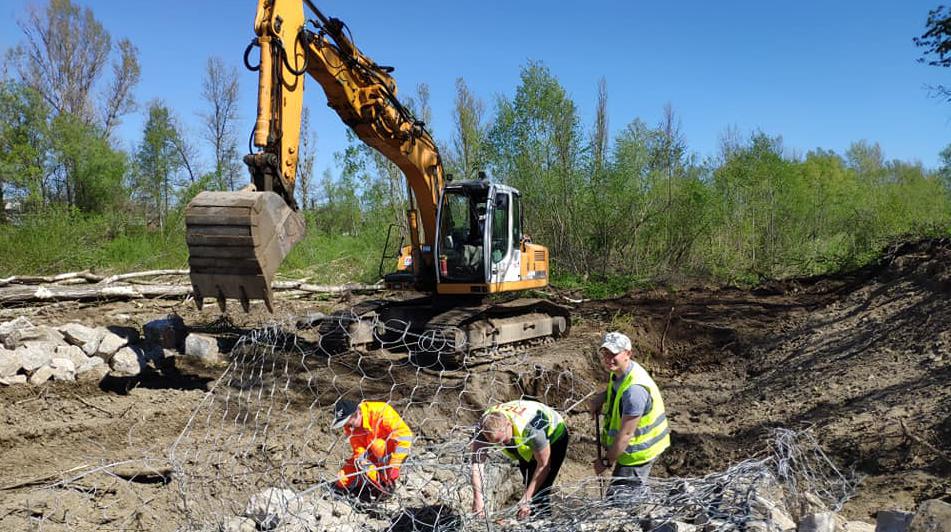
517,430,569,517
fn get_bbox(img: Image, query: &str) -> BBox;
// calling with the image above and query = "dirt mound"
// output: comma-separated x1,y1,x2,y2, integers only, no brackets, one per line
580,237,951,518
0,238,948,528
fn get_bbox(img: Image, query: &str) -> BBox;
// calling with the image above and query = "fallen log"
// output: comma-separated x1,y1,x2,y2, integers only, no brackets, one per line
0,270,104,287
0,280,384,304
0,284,192,304
98,269,190,285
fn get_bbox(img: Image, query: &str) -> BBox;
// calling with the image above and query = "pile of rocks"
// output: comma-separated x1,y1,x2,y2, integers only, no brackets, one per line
0,315,222,386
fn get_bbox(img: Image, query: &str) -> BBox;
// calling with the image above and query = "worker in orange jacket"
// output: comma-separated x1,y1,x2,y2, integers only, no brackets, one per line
332,399,413,499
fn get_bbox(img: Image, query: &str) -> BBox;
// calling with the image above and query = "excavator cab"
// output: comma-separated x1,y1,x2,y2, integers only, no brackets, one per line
434,180,544,295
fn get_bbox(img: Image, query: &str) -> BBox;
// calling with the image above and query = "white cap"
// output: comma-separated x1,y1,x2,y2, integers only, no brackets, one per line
600,332,632,354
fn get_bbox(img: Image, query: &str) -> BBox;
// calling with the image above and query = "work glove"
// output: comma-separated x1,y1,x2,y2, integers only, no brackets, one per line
383,466,400,486
381,467,400,487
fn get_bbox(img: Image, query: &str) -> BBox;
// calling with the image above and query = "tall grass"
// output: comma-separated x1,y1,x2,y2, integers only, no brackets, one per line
0,207,388,284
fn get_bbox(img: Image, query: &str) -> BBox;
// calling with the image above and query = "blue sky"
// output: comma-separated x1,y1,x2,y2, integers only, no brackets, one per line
0,1,947,180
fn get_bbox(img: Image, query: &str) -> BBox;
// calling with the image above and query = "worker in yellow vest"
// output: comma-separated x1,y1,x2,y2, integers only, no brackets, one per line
470,400,570,519
589,332,670,498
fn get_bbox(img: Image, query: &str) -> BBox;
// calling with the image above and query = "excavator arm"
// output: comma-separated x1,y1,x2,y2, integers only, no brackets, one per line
186,0,443,312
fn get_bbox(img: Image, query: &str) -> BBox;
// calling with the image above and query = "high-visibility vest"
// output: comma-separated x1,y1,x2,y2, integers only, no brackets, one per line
485,400,566,462
601,361,670,466
345,401,413,466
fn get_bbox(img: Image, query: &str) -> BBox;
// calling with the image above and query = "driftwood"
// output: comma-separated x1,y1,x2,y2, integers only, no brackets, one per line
98,269,189,285
0,270,104,287
0,283,192,304
0,271,385,305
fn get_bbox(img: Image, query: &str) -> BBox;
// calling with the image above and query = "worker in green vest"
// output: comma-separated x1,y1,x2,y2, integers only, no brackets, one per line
589,331,670,498
470,400,570,520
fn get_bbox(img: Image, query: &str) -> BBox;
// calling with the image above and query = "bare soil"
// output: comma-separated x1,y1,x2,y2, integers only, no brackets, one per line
0,238,949,530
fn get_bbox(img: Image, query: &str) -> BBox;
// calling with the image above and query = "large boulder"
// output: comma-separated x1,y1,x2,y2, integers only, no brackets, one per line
909,500,951,532
144,316,186,350
799,512,837,532
110,347,142,376
16,343,54,372
48,357,76,382
184,333,220,362
95,328,129,358
59,323,104,355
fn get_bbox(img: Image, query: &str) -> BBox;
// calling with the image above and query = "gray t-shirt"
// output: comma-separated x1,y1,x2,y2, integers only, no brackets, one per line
612,367,652,418
521,409,557,452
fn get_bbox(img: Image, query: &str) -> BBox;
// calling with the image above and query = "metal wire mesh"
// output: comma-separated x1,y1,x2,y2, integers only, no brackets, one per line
10,312,858,531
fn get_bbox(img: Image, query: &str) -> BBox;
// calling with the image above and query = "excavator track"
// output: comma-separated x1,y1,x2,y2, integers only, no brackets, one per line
302,297,570,363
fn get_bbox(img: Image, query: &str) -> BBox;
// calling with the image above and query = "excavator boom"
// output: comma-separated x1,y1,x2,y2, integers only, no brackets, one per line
186,0,445,311
185,2,566,356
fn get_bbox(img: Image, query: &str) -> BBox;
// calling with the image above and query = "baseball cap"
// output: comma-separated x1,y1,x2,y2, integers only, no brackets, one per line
331,399,358,429
600,332,632,354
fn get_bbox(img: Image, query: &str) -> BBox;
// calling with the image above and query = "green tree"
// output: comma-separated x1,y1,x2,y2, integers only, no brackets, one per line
0,82,49,220
12,0,139,133
134,101,181,228
448,77,488,180
489,61,586,273
915,5,951,100
49,113,126,214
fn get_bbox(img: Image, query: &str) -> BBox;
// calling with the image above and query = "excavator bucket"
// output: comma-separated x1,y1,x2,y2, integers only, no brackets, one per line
185,191,305,313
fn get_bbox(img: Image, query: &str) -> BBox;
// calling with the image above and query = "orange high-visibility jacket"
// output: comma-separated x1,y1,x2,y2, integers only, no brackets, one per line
338,401,413,488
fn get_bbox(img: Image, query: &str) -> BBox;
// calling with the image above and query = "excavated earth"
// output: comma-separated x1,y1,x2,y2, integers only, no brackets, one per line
0,238,949,530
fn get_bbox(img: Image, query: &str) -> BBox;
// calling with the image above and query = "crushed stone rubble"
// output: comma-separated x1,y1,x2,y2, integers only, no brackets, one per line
0,314,215,386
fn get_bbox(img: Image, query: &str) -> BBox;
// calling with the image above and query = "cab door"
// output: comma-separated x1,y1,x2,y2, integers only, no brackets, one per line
488,188,522,285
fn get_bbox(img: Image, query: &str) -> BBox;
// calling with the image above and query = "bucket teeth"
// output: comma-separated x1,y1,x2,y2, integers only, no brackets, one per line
216,287,227,313
239,286,251,313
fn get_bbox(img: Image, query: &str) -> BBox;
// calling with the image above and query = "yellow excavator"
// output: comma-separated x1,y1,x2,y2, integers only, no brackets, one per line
185,0,569,352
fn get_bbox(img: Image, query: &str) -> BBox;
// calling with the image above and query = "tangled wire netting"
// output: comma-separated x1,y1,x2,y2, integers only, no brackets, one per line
19,313,859,531
166,317,858,531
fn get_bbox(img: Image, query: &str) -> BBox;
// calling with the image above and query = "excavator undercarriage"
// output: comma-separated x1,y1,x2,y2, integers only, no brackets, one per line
307,296,571,361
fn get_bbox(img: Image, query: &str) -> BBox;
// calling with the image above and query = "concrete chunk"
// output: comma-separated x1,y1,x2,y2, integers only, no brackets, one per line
0,317,34,348
55,344,89,369
95,329,129,357
77,364,109,383
59,322,104,355
909,500,951,532
5,325,65,349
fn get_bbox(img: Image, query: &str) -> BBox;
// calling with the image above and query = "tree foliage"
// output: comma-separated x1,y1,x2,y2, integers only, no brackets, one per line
12,0,139,133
